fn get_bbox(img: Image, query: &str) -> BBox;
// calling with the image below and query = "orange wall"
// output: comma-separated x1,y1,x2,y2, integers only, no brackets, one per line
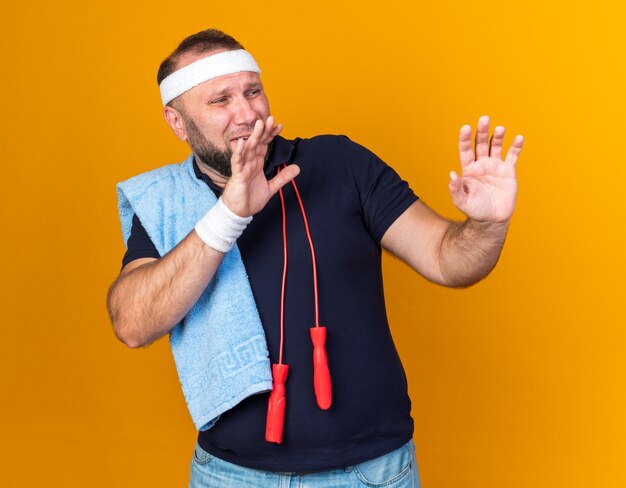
1,1,624,486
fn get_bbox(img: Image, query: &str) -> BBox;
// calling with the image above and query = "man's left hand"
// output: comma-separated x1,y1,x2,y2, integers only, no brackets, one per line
449,115,524,223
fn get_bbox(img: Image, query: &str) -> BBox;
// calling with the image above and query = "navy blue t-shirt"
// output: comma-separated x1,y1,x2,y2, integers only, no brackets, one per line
122,135,419,472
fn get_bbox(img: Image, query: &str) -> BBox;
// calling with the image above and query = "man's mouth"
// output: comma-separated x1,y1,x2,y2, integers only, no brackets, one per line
231,135,250,143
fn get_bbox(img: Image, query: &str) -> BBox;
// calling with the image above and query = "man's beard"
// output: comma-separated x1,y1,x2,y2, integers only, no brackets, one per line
185,115,235,177
184,115,273,178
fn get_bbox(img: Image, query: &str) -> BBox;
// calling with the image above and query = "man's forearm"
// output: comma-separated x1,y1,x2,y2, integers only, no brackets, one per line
107,231,224,348
438,218,509,288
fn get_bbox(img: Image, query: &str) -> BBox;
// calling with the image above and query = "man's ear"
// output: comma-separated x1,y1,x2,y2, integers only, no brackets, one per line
163,105,188,142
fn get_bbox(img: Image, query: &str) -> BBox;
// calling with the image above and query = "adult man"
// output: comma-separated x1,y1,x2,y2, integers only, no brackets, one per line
107,28,523,487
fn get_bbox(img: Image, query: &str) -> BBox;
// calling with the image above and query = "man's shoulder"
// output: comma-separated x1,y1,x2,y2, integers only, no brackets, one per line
297,134,375,155
117,155,194,195
294,134,382,170
297,134,351,148
293,134,371,162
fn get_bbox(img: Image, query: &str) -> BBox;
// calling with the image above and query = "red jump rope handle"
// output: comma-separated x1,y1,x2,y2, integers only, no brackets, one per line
265,363,289,444
310,327,332,410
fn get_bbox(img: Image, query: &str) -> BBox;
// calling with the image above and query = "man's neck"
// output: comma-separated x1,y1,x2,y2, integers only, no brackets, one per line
195,157,229,189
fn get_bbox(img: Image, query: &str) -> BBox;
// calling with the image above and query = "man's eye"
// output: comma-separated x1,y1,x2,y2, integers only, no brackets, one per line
245,89,261,97
210,97,228,105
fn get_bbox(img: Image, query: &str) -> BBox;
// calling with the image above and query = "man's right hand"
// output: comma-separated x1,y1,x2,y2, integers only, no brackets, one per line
221,115,300,217
108,116,299,348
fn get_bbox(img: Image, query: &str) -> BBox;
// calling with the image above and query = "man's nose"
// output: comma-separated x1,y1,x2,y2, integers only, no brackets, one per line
232,97,258,126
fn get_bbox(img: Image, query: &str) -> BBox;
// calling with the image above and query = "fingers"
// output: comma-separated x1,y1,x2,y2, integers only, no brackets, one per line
248,115,280,148
448,171,468,210
240,116,282,162
263,119,282,144
236,118,268,173
505,134,524,166
231,115,284,180
268,164,301,196
240,118,265,161
458,125,474,167
448,171,462,194
459,116,522,164
489,126,506,160
257,115,276,145
475,115,490,159
230,136,246,175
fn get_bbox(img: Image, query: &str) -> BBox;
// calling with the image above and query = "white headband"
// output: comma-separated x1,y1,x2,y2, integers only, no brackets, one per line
159,49,261,106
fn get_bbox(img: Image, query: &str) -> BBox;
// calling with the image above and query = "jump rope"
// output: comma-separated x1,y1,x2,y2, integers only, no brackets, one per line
265,163,332,444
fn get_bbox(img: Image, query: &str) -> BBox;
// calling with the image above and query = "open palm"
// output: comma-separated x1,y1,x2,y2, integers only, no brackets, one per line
449,116,524,223
222,116,300,217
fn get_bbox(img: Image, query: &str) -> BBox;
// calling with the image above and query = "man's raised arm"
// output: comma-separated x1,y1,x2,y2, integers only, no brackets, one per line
381,115,524,287
107,117,299,348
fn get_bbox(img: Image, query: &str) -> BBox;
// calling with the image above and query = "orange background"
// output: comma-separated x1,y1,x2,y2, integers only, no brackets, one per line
1,1,624,486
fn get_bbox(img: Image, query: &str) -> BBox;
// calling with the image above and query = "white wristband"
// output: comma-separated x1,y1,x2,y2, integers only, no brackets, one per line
194,197,252,253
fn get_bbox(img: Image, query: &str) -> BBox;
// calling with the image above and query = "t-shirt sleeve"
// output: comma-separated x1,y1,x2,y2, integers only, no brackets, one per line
341,136,419,242
121,214,161,269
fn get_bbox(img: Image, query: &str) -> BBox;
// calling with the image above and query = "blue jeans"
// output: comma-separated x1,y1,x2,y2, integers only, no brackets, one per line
189,439,420,487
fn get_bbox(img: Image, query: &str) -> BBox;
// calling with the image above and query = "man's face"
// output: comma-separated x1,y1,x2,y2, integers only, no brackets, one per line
171,50,271,177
